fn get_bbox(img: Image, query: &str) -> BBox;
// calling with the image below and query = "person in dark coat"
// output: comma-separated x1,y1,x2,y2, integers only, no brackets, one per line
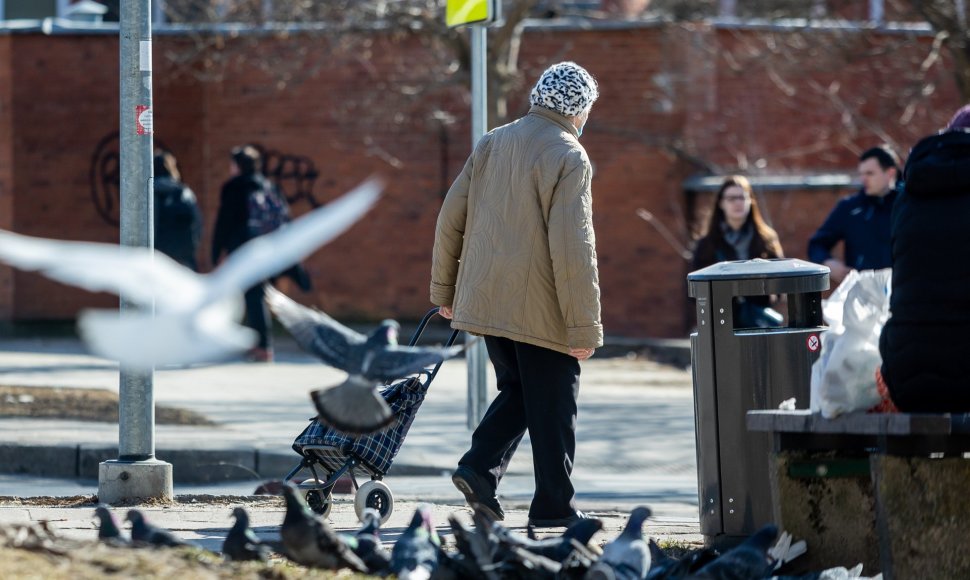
691,175,784,328
211,145,281,363
878,105,970,413
153,150,202,271
807,146,900,284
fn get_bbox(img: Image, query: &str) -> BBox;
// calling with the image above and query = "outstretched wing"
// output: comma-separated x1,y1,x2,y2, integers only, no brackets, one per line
265,286,365,371
207,178,382,300
0,229,204,311
364,344,464,381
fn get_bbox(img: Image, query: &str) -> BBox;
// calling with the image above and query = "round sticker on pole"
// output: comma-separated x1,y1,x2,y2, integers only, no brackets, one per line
807,333,820,353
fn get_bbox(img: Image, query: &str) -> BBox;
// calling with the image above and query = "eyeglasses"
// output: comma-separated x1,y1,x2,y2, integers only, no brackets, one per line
723,195,750,203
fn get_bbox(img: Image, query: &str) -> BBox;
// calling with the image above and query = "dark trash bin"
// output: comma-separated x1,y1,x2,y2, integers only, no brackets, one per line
687,258,829,547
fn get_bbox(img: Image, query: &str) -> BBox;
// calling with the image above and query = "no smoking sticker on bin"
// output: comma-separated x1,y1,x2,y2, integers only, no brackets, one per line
807,334,820,352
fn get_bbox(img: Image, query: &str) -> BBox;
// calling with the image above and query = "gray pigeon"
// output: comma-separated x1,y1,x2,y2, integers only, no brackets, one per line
352,507,391,574
223,507,270,562
266,286,463,434
93,506,126,544
280,483,368,572
587,506,652,580
645,540,718,580
390,504,440,579
689,524,779,580
126,509,192,548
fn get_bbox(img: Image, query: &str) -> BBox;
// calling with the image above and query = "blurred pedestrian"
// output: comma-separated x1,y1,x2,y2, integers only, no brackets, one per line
211,145,287,363
153,149,202,271
690,175,784,328
431,61,602,528
807,146,900,284
877,105,970,412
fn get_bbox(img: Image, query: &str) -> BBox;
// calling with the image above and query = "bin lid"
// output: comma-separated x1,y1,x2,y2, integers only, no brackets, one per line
688,258,828,281
687,258,829,297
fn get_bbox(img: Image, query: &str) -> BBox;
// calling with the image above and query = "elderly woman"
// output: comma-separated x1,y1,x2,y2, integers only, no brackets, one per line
877,105,970,412
691,175,785,327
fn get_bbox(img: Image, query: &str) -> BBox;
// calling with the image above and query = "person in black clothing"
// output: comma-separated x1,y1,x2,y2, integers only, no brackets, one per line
153,150,202,271
807,146,900,284
211,145,279,363
878,105,970,413
691,175,784,328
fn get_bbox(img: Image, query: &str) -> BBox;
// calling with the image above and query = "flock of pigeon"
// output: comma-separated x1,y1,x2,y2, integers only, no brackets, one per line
87,484,877,580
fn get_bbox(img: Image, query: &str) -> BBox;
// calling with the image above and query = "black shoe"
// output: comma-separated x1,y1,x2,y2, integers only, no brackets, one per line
452,466,505,521
528,510,591,528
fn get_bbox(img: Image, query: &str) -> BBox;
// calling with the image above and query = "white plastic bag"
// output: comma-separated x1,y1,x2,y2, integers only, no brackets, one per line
810,268,892,418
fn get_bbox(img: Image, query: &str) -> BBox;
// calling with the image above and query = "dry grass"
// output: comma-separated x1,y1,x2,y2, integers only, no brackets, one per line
0,385,214,426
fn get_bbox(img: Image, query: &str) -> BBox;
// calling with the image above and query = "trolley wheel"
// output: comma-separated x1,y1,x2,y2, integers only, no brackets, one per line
305,489,333,518
355,480,393,524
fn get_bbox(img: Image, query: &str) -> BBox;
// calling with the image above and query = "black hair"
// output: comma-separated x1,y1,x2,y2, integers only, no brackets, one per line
859,146,900,171
231,145,262,176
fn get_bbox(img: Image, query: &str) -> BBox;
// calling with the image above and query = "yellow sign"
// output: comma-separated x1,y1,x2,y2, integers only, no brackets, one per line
447,0,494,27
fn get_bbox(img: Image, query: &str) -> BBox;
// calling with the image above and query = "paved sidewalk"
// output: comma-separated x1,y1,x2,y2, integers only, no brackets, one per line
0,335,701,541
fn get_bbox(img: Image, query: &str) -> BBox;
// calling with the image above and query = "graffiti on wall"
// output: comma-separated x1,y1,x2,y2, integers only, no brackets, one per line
90,133,324,226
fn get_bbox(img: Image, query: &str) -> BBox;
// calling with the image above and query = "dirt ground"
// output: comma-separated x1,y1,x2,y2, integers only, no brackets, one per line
0,385,214,426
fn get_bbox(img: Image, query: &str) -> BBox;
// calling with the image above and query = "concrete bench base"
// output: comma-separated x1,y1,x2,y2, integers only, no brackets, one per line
872,455,970,579
770,451,879,573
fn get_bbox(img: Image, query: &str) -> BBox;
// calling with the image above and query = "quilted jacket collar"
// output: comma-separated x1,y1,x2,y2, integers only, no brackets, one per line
528,105,579,137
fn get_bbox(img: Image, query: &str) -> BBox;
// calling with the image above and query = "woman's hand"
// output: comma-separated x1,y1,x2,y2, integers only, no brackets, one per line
439,305,453,319
569,347,595,361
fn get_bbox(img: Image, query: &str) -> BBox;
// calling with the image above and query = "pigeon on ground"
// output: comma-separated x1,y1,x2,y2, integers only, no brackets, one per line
645,540,718,580
126,509,192,548
0,179,380,369
689,524,779,580
443,514,500,580
280,483,368,572
352,507,391,575
587,506,652,580
222,507,270,562
266,286,463,434
93,506,126,544
390,504,440,580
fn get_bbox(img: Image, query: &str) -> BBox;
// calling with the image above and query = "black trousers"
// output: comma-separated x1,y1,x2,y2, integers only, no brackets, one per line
244,282,271,350
459,336,581,519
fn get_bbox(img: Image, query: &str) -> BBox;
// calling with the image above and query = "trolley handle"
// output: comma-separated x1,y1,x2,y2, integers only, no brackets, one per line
401,307,461,386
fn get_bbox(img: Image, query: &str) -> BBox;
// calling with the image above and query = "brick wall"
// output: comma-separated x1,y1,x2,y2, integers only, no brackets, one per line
0,36,12,319
0,22,960,338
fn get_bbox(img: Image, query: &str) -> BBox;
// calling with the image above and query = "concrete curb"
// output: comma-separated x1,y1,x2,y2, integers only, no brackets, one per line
0,444,448,483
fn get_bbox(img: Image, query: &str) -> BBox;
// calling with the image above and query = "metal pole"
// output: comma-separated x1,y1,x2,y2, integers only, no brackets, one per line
467,23,489,428
118,0,155,461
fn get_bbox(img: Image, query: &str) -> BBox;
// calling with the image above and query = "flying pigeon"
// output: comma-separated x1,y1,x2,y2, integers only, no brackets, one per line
0,179,381,369
222,506,270,562
390,504,440,580
126,509,192,548
266,286,463,434
351,507,391,575
279,483,368,572
93,506,126,544
587,506,652,580
689,524,779,580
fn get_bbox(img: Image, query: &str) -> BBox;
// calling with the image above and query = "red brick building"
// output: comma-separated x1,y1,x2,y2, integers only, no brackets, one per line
0,18,959,337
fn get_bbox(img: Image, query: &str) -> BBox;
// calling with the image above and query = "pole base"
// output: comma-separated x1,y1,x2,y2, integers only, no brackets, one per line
98,459,173,504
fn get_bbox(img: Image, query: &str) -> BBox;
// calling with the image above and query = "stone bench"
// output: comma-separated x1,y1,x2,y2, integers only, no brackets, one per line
746,409,970,579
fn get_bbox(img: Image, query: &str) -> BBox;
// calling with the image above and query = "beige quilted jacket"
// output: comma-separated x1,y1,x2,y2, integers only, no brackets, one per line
430,106,603,354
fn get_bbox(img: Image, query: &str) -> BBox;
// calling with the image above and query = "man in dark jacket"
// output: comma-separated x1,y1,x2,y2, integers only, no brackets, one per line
153,149,202,271
878,106,970,412
211,145,282,362
807,146,900,284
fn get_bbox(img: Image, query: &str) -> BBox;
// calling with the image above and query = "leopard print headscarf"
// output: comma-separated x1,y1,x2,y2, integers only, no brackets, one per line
529,62,599,118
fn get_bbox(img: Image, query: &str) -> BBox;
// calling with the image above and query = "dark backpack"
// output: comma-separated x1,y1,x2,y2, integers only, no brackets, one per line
246,181,290,238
